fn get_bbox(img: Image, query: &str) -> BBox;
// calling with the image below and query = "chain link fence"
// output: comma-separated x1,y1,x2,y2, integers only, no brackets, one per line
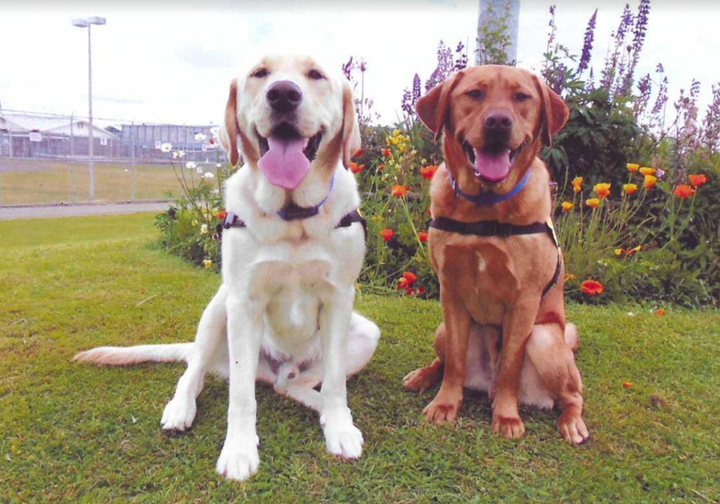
0,110,227,205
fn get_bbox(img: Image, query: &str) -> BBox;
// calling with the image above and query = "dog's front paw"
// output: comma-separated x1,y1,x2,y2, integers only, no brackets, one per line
321,408,364,459
491,414,525,439
216,433,260,481
557,411,589,445
423,391,462,424
160,397,197,432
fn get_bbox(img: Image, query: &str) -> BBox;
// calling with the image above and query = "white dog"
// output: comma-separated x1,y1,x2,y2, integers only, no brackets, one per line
75,55,381,482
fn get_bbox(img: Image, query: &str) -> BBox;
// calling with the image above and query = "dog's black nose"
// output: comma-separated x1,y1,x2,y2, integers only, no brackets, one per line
267,80,303,113
483,112,513,132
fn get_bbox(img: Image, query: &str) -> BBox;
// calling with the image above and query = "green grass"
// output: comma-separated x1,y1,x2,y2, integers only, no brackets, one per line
1,213,719,503
0,158,218,204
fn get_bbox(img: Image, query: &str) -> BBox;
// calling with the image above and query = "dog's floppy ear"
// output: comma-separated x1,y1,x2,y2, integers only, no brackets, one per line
341,78,361,169
533,75,569,147
219,78,240,167
416,71,463,141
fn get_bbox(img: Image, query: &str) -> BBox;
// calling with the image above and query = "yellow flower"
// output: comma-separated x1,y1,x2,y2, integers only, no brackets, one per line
639,167,656,176
614,248,624,256
393,129,401,137
644,175,658,189
586,198,600,209
561,201,574,212
594,183,611,199
572,176,583,193
626,163,640,173
202,259,212,269
623,183,638,195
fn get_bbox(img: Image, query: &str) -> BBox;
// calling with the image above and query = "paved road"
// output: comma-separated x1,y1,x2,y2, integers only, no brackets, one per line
0,201,171,220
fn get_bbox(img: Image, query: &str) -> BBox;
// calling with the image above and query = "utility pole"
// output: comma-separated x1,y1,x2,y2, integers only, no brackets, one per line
476,0,520,65
72,16,106,201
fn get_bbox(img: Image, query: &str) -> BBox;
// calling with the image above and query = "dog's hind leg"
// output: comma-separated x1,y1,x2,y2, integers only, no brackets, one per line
274,312,379,413
525,323,589,445
403,323,446,393
161,285,228,432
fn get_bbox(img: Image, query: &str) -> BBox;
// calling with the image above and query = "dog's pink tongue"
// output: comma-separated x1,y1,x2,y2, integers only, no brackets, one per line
475,149,511,182
257,137,310,190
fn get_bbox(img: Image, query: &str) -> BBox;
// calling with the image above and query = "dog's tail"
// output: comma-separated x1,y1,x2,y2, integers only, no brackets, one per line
74,343,194,366
564,323,579,351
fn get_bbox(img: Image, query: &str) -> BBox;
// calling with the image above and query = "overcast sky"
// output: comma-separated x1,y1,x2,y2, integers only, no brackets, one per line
1,0,718,127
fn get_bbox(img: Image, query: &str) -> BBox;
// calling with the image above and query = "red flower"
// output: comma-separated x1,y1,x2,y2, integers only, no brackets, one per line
689,174,708,187
622,381,633,389
420,165,438,179
417,231,429,243
673,184,696,198
581,280,604,295
349,162,365,174
209,138,215,145
380,228,394,242
391,185,408,197
354,148,363,158
215,210,228,220
417,286,426,294
654,308,666,317
377,163,385,172
382,148,391,157
402,271,417,284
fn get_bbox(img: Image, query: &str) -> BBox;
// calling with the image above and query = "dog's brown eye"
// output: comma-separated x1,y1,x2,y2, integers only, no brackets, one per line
466,90,484,100
251,68,268,78
515,92,532,102
308,69,325,80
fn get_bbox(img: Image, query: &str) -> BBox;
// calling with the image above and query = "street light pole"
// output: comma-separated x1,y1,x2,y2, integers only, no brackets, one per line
87,22,95,201
73,16,105,201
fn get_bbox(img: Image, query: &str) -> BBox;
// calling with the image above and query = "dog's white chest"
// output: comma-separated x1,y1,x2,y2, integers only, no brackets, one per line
243,243,337,355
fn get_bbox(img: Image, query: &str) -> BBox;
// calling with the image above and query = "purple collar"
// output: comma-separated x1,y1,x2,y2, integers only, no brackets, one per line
448,170,530,206
276,175,335,221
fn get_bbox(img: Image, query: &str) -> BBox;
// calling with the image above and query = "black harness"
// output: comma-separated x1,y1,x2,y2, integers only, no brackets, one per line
219,209,367,239
428,216,562,298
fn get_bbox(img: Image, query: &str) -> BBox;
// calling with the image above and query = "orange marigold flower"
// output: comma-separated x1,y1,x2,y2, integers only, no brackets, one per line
349,162,365,174
572,176,583,193
391,184,408,197
622,381,633,389
581,279,604,295
380,228,395,242
586,198,600,209
561,201,574,212
643,175,657,189
623,183,638,195
639,167,655,176
594,182,611,199
418,231,429,243
626,163,640,173
214,210,228,220
654,308,666,317
420,165,438,179
402,271,417,283
673,184,696,198
382,148,391,157
689,174,708,187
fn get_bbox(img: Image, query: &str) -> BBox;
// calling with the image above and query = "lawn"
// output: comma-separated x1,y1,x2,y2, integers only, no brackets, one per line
1,213,719,503
0,158,215,205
